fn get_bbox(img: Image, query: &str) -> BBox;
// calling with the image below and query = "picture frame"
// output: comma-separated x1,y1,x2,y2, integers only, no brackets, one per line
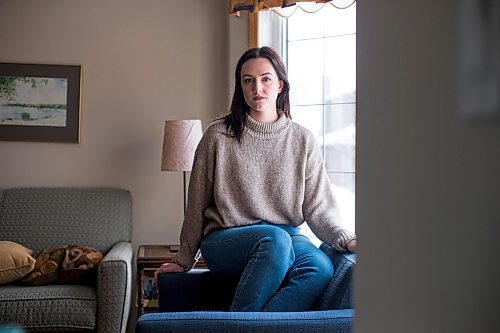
0,63,82,143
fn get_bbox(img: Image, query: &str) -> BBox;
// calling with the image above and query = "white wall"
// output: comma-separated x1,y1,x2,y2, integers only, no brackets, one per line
355,1,500,332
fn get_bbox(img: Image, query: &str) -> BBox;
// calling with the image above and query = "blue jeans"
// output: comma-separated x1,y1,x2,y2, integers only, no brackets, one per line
200,222,334,312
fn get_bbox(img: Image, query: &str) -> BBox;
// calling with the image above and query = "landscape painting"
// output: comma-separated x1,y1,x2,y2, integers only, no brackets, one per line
0,63,81,143
0,76,68,127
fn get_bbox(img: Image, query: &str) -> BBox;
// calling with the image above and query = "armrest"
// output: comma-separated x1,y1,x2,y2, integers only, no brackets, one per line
317,243,356,310
158,269,235,311
136,309,353,333
97,241,133,333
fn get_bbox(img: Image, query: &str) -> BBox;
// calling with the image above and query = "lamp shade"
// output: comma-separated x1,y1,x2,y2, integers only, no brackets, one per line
161,120,203,172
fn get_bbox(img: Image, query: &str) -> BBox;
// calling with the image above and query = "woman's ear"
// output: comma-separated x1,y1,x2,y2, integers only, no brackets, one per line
278,80,283,93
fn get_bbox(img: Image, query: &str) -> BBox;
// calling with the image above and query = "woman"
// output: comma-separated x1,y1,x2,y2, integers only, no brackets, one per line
155,46,357,312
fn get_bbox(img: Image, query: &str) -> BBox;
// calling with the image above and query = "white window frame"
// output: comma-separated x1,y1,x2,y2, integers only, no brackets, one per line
253,4,357,241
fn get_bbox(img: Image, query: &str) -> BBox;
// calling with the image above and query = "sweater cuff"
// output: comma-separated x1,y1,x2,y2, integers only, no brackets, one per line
332,229,357,252
172,249,195,270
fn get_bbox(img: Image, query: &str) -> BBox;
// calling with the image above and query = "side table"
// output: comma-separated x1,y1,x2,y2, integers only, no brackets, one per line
136,244,206,317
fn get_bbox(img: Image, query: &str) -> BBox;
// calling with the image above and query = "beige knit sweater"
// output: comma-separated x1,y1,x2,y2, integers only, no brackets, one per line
173,112,356,269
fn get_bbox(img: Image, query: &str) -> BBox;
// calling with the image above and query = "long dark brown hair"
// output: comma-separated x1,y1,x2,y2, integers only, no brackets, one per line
223,46,291,142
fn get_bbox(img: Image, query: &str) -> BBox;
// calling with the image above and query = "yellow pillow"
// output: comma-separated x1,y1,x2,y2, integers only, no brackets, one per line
0,241,36,285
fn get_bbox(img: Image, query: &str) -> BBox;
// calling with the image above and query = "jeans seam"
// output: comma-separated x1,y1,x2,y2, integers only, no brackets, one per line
262,286,287,311
262,266,302,311
230,241,260,311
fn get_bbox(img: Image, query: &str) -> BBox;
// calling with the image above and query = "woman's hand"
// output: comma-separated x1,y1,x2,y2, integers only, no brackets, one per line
346,239,357,253
153,262,185,285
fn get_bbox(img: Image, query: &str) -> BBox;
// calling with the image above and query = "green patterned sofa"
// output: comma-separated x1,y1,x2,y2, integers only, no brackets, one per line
0,187,133,333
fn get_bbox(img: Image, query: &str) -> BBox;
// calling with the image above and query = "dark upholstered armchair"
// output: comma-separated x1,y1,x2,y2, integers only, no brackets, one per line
136,244,355,333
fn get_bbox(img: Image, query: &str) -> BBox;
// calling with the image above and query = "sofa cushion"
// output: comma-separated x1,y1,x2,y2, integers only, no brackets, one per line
0,241,36,285
0,284,97,331
22,245,103,286
137,309,354,333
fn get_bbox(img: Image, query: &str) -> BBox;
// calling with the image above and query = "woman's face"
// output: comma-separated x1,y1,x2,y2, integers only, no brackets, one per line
241,57,283,118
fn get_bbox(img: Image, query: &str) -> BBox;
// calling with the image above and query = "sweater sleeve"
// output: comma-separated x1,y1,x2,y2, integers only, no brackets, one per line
301,133,356,252
172,126,216,269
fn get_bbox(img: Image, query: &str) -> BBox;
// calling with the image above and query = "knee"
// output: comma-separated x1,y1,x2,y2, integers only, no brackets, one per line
309,255,334,286
262,227,293,252
255,227,294,265
292,251,334,288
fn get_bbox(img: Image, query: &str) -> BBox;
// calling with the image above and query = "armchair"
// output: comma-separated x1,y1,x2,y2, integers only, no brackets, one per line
0,187,133,333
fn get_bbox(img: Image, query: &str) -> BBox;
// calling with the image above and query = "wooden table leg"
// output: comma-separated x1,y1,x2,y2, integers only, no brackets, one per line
138,264,145,317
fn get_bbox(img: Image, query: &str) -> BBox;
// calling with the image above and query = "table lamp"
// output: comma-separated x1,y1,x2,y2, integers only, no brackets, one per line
161,119,203,213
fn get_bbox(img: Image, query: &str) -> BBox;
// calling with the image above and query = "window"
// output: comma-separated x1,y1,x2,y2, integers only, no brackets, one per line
258,2,356,242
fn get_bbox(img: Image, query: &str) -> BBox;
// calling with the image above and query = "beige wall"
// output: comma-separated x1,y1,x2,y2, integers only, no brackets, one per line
228,10,249,102
0,0,247,327
0,0,230,249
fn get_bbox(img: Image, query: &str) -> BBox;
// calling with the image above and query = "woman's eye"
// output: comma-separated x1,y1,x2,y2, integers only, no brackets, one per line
262,77,271,82
243,78,253,84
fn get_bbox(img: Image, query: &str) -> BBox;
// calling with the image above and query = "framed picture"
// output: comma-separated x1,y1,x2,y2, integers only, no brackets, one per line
0,63,81,143
143,274,159,308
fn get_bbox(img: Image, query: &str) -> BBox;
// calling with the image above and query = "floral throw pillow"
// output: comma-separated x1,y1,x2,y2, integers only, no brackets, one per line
22,245,103,286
